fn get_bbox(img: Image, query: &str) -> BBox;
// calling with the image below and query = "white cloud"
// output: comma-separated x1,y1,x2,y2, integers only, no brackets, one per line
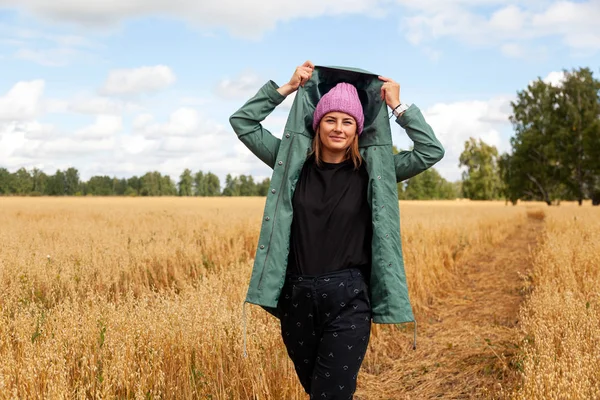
1,22,98,67
14,47,79,67
543,70,566,87
68,96,141,115
402,96,514,181
21,121,58,140
0,80,45,121
401,1,600,56
134,108,202,138
501,43,525,58
216,71,262,100
100,65,176,95
75,115,123,140
1,0,385,37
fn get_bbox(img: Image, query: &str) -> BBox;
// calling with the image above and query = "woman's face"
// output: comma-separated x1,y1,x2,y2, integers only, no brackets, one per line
318,111,357,154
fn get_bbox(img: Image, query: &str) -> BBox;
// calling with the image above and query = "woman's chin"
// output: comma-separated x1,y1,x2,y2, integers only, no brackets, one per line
325,143,349,152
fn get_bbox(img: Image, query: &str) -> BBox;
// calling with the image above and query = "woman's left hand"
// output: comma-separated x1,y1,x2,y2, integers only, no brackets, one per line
378,76,401,109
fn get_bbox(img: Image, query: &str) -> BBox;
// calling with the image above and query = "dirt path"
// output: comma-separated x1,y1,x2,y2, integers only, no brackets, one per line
360,216,543,399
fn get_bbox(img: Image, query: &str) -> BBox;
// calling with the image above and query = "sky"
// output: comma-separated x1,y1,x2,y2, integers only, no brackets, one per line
0,0,599,184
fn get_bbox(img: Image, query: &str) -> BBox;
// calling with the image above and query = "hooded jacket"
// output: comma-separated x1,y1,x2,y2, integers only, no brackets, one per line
229,66,444,349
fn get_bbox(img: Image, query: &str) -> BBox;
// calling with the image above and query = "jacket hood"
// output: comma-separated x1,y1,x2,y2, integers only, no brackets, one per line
286,65,393,148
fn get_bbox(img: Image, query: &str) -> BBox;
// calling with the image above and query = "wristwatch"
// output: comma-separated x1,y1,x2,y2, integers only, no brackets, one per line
392,103,410,118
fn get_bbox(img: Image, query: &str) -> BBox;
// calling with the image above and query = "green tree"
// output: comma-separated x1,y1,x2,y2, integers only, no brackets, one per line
85,176,113,196
205,172,221,196
403,168,457,200
127,176,141,196
506,69,600,205
31,168,48,195
12,168,33,195
64,167,80,195
193,171,207,196
46,170,66,196
239,175,257,196
0,168,13,194
222,174,240,196
140,172,161,196
555,68,600,205
178,169,194,196
113,178,128,196
160,175,177,196
257,178,271,196
459,138,503,200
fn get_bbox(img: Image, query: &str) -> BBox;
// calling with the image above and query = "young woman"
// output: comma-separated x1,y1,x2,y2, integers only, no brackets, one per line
230,60,444,399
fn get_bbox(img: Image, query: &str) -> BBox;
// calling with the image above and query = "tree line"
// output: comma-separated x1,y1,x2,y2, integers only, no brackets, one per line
0,167,272,197
459,67,600,205
0,162,457,199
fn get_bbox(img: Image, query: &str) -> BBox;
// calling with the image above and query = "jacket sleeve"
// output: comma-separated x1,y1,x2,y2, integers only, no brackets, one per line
229,80,286,170
393,104,445,183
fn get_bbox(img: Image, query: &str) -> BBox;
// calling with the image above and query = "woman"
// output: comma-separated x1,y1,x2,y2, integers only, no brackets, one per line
230,61,444,399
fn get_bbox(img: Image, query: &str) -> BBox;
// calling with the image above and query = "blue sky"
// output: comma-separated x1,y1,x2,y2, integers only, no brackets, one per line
1,0,599,184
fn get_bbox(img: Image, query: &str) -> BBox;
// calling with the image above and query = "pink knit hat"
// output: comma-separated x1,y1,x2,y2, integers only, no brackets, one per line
312,82,364,135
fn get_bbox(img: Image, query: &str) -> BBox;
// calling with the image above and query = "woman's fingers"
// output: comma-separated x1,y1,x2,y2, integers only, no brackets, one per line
302,60,315,70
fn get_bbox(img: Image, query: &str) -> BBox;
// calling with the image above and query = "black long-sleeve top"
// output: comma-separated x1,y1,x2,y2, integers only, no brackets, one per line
286,153,372,278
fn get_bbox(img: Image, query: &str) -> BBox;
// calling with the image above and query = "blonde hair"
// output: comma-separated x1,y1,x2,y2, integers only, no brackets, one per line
310,126,363,170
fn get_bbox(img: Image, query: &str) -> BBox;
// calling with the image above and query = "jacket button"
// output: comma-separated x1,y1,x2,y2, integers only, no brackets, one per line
378,176,381,180
271,189,276,194
265,216,270,221
385,234,389,238
260,245,265,249
285,133,290,138
278,161,283,165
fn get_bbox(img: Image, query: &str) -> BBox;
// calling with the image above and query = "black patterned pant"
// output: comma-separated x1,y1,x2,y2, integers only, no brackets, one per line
277,268,372,399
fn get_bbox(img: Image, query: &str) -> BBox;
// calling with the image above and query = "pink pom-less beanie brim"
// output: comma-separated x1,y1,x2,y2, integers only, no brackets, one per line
312,82,365,135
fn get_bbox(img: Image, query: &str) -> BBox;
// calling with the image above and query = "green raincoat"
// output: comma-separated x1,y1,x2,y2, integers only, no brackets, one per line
230,66,444,349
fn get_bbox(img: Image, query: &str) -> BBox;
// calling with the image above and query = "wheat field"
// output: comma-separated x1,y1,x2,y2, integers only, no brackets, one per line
0,197,597,399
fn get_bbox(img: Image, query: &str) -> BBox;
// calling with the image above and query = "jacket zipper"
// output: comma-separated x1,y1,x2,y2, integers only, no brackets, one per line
257,134,297,290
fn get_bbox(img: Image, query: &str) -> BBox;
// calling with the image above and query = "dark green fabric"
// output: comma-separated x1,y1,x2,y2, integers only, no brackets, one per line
229,65,444,325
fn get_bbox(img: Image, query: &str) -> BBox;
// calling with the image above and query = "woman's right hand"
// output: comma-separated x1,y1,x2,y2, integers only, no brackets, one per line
278,60,315,96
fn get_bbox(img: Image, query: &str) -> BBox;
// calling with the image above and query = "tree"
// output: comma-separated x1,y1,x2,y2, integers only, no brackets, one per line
140,172,161,196
31,168,48,195
506,67,600,205
0,168,13,194
239,175,257,196
113,178,128,196
403,168,457,200
257,178,271,196
12,168,33,195
85,176,113,196
127,176,141,196
222,174,240,196
205,172,221,196
160,175,177,196
193,171,207,196
459,138,503,200
178,169,194,196
46,170,66,196
555,68,600,205
64,167,80,195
